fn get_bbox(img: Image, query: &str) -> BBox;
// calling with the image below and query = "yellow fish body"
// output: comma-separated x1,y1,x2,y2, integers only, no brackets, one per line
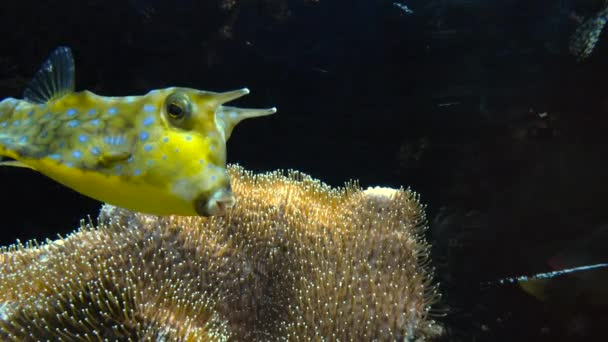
0,47,276,216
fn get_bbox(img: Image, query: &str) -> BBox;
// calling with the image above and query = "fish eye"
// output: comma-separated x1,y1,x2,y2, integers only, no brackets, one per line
165,92,192,129
168,103,183,118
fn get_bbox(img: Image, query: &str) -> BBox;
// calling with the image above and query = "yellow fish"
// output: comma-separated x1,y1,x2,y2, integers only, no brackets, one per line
0,47,276,216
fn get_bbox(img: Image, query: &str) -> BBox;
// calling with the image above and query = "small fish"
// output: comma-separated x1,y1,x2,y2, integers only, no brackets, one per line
569,5,608,60
393,2,414,15
492,263,608,299
0,46,276,216
488,224,608,305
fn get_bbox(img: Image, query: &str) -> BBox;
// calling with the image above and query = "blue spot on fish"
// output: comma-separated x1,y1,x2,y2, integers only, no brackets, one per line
211,175,217,182
78,134,88,143
90,146,101,156
140,131,149,141
18,136,27,143
12,120,20,126
65,161,74,168
27,110,34,117
91,119,100,126
199,159,205,164
49,153,61,160
115,165,123,173
68,120,79,128
1,122,7,127
108,107,117,115
142,116,154,126
144,144,153,152
43,113,52,119
163,137,169,143
128,155,134,163
185,135,192,141
41,131,48,138
133,169,142,176
143,104,155,112
104,135,125,146
72,150,82,159
58,142,65,148
88,109,96,116
147,160,154,166
66,109,77,117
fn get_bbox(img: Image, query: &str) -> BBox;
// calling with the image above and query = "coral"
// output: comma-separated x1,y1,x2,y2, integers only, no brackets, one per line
0,165,442,341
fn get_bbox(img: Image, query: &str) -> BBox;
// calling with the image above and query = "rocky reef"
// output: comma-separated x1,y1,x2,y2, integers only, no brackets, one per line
0,165,442,340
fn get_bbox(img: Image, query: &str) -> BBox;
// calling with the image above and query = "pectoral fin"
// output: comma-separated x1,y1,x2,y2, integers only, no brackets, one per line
98,151,131,167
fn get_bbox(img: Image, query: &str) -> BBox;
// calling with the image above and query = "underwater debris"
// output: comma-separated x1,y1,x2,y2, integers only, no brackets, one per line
0,165,442,340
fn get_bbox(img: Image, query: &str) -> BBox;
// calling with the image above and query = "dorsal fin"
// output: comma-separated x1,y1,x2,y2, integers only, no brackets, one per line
23,46,75,104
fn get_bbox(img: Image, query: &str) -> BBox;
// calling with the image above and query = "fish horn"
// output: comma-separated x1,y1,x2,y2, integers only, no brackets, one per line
216,105,277,140
213,88,250,105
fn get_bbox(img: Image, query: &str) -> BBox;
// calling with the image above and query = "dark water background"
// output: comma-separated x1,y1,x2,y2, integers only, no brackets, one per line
1,0,608,340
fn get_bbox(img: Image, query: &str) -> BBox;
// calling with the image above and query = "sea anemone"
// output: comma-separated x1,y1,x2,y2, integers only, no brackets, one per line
0,165,442,340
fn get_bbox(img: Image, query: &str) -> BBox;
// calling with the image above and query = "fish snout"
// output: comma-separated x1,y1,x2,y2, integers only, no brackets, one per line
195,187,236,216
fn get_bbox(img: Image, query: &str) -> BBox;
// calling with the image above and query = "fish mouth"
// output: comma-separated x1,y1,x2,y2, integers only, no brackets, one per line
196,187,236,216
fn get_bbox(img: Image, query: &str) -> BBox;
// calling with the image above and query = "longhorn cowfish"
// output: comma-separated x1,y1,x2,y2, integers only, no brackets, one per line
0,46,277,216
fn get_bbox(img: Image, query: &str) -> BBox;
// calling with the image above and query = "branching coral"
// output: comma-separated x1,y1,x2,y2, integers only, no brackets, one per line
0,165,443,341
